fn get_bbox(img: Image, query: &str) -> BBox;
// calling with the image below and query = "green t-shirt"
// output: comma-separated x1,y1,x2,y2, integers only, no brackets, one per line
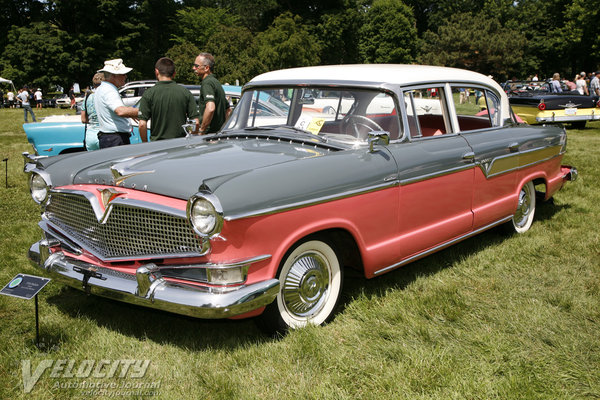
198,74,230,133
139,80,199,141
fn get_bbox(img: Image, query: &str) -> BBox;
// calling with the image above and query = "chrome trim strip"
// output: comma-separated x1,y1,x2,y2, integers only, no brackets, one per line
373,216,512,276
225,180,399,221
481,145,562,178
399,164,474,186
28,243,280,319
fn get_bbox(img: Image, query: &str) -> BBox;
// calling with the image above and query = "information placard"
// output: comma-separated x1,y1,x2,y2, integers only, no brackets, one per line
0,274,51,300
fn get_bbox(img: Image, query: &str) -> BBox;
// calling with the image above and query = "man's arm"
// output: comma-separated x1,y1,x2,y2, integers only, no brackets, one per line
199,102,215,134
139,120,149,142
114,106,139,119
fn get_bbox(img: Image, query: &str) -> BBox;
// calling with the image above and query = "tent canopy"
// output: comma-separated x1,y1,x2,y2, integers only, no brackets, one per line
0,77,17,93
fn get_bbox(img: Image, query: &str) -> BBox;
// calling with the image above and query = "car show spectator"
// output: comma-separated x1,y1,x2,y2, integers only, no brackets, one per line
575,74,589,95
81,73,105,151
94,58,139,148
139,57,200,142
7,90,15,108
16,86,37,122
550,73,562,93
532,74,539,81
590,72,600,96
192,52,231,134
34,88,43,108
0,88,3,108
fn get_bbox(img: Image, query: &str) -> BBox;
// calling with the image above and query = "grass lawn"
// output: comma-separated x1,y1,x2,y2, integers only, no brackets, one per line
0,107,598,399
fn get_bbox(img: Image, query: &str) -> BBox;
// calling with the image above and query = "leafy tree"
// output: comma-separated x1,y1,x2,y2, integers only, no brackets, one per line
256,12,322,70
419,12,528,81
317,8,362,65
171,7,240,48
166,42,201,84
205,25,266,85
358,0,418,64
0,22,70,91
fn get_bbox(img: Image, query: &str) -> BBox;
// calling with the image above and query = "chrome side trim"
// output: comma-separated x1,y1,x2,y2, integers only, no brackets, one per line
28,242,280,319
536,114,600,122
481,144,563,178
399,164,474,186
373,216,512,276
225,180,399,221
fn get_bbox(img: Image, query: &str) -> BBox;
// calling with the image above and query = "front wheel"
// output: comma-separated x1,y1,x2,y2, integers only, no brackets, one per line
508,181,536,233
256,238,343,335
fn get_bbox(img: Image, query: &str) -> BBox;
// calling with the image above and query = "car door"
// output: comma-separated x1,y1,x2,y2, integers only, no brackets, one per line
386,86,475,261
451,86,518,228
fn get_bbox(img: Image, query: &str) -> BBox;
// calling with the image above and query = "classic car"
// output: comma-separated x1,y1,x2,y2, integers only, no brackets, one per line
55,93,85,108
24,64,577,334
23,84,243,156
23,114,146,155
505,80,600,128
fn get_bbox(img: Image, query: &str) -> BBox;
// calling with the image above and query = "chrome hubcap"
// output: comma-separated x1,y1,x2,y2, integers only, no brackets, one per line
514,184,532,227
282,252,330,317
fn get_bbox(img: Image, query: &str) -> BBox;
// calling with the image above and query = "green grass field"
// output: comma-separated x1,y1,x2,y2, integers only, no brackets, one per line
0,107,598,399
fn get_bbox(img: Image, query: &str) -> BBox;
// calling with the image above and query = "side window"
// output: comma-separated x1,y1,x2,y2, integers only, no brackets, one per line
404,86,450,138
451,86,501,131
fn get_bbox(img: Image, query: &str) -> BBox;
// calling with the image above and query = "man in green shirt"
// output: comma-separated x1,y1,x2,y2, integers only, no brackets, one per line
192,52,231,134
139,57,200,141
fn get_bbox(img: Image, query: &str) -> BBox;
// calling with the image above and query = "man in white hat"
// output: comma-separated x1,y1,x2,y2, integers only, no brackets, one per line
95,58,139,148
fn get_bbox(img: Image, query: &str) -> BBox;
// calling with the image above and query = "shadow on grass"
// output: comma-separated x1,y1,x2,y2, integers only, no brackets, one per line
44,200,567,349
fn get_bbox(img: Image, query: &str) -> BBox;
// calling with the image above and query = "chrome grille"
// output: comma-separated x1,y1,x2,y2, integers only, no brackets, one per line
45,192,205,260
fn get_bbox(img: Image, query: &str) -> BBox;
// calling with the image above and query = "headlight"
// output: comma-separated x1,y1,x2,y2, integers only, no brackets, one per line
29,173,50,204
187,192,223,238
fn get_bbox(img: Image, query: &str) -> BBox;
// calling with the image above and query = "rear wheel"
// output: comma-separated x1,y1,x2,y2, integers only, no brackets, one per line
256,238,343,335
508,181,536,233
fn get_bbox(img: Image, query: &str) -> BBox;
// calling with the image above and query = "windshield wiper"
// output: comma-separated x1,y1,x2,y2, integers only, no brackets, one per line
279,126,328,143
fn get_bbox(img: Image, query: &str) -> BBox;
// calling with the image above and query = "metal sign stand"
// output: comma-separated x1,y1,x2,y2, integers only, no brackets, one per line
2,158,7,188
1,274,51,348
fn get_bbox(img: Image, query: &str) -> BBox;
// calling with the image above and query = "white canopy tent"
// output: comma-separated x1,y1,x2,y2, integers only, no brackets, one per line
0,77,17,93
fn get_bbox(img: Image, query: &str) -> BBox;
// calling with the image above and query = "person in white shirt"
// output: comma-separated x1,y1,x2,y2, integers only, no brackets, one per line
34,88,43,109
590,72,600,96
7,91,15,108
575,75,588,95
94,59,139,148
16,87,37,122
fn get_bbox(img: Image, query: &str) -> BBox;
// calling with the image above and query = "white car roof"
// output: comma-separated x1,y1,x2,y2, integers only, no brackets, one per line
251,64,497,87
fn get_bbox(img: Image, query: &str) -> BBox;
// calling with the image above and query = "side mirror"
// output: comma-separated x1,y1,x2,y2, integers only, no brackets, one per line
368,131,390,153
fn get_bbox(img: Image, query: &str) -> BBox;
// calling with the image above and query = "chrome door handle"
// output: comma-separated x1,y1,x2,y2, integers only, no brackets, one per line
462,151,475,161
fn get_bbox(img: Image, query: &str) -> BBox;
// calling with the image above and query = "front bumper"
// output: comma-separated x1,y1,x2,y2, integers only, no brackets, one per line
28,240,280,319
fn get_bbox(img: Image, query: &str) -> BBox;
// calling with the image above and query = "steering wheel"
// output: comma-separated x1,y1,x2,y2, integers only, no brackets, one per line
340,115,384,139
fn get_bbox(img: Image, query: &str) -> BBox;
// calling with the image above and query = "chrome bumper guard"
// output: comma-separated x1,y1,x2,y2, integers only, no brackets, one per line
561,166,578,182
28,240,280,319
537,114,600,123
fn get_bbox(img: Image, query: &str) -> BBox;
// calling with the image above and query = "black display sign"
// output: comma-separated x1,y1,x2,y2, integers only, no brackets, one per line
0,274,51,300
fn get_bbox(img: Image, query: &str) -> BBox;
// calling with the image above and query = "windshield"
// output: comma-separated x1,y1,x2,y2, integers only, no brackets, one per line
223,87,401,143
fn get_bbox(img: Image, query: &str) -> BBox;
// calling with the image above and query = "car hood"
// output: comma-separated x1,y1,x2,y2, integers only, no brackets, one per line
41,135,335,200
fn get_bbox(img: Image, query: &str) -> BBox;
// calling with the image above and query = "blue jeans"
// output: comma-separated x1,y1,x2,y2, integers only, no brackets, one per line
23,104,37,122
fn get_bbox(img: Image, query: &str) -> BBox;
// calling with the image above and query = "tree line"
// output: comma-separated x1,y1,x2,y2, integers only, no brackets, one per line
0,0,598,93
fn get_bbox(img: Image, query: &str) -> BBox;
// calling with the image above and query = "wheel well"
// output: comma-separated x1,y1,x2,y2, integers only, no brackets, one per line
59,147,86,155
532,177,548,200
303,229,363,273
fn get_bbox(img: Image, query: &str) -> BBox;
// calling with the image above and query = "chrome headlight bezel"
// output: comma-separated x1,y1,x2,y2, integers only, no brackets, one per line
186,192,224,238
29,171,51,204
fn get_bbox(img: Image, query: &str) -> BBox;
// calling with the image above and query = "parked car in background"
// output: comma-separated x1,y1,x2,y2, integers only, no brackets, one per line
24,64,576,335
55,93,85,108
23,84,243,156
505,80,600,129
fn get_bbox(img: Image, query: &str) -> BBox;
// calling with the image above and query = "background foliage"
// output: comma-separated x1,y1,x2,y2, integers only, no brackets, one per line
0,0,599,91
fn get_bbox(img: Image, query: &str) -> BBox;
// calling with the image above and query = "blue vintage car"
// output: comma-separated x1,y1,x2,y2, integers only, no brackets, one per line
23,84,242,156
